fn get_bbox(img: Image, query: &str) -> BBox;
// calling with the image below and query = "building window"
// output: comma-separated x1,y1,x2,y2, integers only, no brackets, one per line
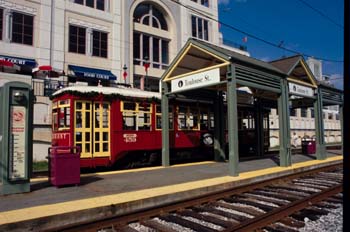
133,3,168,30
69,25,86,54
191,15,209,41
328,113,333,120
300,108,307,117
74,0,105,11
74,0,84,4
0,9,3,40
92,30,107,58
290,108,296,117
96,0,105,11
335,113,339,120
191,0,209,7
310,108,314,118
12,12,34,45
133,32,169,70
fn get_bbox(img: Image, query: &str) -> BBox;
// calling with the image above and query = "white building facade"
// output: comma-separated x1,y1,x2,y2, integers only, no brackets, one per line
0,0,249,160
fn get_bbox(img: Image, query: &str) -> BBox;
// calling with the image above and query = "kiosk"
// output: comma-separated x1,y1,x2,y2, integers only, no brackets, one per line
0,81,33,195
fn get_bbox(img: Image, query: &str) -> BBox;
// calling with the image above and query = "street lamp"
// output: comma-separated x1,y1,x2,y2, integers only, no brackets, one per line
122,64,127,84
144,56,149,90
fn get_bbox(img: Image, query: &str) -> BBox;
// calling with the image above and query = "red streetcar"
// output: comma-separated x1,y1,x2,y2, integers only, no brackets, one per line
51,85,216,168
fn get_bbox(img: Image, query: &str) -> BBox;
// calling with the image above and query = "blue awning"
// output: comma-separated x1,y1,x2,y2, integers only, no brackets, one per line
68,65,117,81
0,55,37,68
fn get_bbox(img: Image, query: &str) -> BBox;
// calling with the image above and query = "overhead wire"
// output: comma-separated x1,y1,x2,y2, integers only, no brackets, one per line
295,0,344,29
171,0,343,63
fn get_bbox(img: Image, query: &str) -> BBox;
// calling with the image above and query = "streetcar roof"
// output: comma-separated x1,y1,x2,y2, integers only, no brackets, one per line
52,86,161,99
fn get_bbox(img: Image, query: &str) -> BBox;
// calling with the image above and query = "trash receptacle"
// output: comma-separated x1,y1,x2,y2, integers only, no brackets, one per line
49,146,80,187
301,139,316,155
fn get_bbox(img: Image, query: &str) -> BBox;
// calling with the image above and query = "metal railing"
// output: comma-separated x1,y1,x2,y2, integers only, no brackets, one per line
32,79,68,97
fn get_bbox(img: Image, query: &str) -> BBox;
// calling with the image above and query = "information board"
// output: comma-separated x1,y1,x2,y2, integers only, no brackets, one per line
8,105,27,181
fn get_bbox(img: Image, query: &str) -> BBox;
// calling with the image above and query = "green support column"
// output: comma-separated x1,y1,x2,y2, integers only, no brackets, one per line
226,64,239,176
254,98,263,157
278,79,291,167
339,105,343,155
161,81,170,166
314,89,326,160
214,91,225,161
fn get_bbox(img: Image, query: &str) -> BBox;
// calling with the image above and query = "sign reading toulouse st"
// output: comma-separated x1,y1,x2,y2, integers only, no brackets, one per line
171,68,220,93
289,82,314,97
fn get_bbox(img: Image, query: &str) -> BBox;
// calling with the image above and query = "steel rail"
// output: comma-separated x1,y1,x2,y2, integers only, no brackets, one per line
55,163,342,232
223,184,343,232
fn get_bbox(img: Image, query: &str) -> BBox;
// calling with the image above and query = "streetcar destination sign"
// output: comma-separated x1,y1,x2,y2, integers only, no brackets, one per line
171,68,220,93
288,82,314,97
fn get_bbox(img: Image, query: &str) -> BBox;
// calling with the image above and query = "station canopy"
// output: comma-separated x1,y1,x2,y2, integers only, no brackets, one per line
161,38,287,102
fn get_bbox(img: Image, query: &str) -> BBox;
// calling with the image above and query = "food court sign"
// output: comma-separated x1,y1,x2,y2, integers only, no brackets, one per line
171,68,220,93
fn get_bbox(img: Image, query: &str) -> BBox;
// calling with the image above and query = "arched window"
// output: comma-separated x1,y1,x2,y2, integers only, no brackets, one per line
133,2,170,83
133,3,168,30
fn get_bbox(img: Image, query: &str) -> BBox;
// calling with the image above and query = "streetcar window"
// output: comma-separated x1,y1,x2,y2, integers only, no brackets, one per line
53,99,70,130
76,112,82,128
121,101,152,131
177,106,199,130
76,132,82,142
178,106,187,129
102,104,108,128
188,108,199,130
200,110,209,130
137,102,151,131
76,102,82,110
52,101,58,131
209,112,214,129
85,111,90,128
155,105,173,130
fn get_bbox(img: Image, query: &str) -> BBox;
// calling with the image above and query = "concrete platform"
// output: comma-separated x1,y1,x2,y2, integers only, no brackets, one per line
0,151,342,231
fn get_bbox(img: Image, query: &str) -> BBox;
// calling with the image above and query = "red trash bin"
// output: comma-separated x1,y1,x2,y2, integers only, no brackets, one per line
301,139,316,155
49,146,81,187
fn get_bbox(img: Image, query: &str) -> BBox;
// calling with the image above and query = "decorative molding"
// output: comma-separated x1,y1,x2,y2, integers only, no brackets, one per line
69,18,109,32
0,0,37,15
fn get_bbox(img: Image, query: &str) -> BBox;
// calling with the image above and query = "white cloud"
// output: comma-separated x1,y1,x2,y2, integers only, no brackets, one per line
259,57,271,62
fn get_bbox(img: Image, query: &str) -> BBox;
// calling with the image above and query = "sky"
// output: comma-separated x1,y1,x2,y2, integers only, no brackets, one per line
218,0,344,89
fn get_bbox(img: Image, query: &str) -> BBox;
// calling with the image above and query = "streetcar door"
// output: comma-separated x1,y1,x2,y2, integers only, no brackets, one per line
92,102,110,158
75,101,93,158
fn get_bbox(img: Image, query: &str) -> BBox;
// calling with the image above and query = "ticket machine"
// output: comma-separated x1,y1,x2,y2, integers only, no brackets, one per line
0,81,33,195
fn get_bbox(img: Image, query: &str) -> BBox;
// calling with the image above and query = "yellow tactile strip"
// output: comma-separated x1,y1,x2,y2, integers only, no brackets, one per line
31,161,216,183
0,156,342,225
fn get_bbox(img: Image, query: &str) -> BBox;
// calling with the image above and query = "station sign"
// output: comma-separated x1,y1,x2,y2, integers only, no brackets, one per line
288,82,314,97
9,106,27,181
171,68,220,93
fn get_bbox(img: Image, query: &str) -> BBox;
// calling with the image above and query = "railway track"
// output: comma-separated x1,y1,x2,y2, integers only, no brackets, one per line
54,163,342,232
